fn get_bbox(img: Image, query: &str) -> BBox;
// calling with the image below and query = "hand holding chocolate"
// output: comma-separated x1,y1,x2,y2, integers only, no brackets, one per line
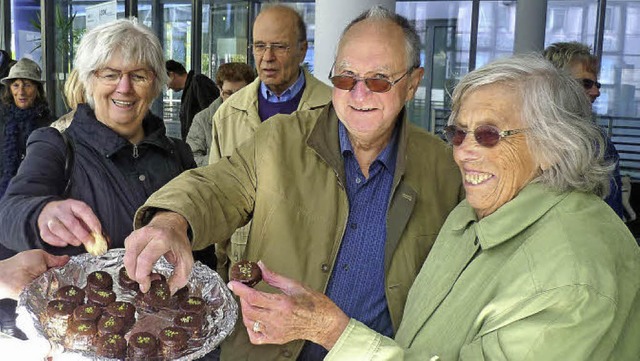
230,260,262,287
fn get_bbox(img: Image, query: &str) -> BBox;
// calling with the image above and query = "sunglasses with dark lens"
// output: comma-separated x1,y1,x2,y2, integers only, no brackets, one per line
443,125,527,147
580,78,601,90
329,69,413,93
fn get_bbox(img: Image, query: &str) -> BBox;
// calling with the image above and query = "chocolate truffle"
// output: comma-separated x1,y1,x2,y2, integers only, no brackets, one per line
141,279,171,310
118,267,139,292
86,288,116,307
72,304,102,323
128,332,158,359
173,312,204,336
230,260,262,287
54,285,85,305
97,314,126,336
64,320,97,351
96,332,126,359
86,270,113,291
158,326,189,357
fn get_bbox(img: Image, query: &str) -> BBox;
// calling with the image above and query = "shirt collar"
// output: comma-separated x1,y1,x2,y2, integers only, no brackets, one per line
260,68,305,103
337,120,399,172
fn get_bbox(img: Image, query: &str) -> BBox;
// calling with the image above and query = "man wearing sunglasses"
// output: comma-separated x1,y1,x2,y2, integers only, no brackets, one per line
207,5,332,281
124,6,463,361
543,42,624,220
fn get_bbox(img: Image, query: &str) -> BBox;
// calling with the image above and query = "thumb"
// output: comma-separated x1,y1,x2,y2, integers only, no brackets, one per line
258,260,304,296
43,253,70,268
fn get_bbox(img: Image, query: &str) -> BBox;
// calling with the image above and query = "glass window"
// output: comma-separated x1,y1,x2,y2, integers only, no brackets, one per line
397,1,515,133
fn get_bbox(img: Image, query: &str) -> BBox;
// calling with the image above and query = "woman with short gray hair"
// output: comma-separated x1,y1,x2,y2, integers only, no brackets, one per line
0,19,196,258
226,54,639,360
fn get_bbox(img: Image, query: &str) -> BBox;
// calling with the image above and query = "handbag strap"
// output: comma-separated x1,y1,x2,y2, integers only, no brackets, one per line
60,131,75,198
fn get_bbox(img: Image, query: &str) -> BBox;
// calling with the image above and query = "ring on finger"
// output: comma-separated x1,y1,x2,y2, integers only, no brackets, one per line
47,218,57,229
252,320,262,333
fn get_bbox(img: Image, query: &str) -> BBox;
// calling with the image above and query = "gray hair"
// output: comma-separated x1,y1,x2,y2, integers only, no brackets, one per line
448,54,612,197
74,18,168,107
338,6,421,70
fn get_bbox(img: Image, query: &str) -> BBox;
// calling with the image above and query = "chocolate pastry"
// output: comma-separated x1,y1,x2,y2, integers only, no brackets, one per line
179,296,206,316
128,331,158,360
54,285,85,306
96,332,126,359
105,301,136,329
86,288,116,307
173,311,204,336
230,260,262,287
86,270,113,291
64,320,97,351
118,267,139,292
45,300,75,336
158,326,189,357
140,279,171,310
97,314,126,336
72,304,102,323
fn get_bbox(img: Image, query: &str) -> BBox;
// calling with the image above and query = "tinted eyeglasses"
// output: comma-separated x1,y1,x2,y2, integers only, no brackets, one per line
443,125,527,147
329,68,414,93
580,78,601,90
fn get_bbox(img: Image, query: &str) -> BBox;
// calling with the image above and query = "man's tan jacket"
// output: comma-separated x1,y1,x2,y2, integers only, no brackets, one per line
208,68,332,277
136,103,464,360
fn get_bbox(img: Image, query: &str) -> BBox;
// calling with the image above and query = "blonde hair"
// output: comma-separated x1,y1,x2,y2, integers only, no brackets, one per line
63,69,85,110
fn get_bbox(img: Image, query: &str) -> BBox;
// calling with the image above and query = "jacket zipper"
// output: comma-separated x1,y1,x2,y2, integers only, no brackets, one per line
132,144,139,159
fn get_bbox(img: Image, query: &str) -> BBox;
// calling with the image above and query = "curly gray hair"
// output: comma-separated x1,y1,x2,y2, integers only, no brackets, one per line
448,54,612,197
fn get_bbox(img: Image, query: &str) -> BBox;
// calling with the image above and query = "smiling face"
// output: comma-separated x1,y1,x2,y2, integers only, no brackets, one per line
90,54,155,142
453,84,539,219
252,7,307,95
10,79,38,109
332,19,423,147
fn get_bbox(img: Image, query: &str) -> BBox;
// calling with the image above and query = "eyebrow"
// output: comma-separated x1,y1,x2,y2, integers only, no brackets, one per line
334,60,393,75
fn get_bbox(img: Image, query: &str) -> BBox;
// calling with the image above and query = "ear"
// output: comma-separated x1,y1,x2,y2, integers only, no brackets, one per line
405,67,424,102
298,40,309,61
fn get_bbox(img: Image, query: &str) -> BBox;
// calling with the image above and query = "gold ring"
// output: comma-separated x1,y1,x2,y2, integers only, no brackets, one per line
252,320,261,333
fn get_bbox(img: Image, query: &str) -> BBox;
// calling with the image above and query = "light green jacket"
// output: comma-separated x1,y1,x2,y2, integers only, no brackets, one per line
327,183,640,360
208,68,332,278
186,96,222,166
136,103,463,361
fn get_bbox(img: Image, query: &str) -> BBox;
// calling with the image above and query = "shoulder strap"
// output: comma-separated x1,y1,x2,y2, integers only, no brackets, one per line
60,131,75,197
167,136,193,171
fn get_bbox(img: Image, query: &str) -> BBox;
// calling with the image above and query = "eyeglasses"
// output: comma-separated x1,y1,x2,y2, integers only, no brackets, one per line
94,68,155,87
329,68,413,93
249,43,293,56
443,125,527,147
580,78,601,90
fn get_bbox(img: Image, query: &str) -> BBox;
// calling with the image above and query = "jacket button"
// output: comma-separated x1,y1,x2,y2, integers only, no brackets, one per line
474,238,479,246
321,263,329,272
281,349,292,358
138,174,146,181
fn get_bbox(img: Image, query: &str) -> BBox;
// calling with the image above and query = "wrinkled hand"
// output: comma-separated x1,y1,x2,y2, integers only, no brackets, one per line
228,261,350,350
0,250,69,300
124,211,193,294
37,199,102,248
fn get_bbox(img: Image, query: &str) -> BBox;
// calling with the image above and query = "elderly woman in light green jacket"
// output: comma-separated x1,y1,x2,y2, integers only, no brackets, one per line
228,54,640,360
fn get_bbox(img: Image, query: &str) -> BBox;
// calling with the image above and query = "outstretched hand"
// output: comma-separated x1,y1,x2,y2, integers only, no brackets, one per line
0,249,70,300
124,211,194,294
228,261,350,350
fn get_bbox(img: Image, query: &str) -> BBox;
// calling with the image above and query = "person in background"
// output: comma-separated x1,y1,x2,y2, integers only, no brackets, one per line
209,4,332,281
166,59,219,141
229,54,640,361
543,41,624,219
50,69,85,132
186,62,255,167
0,19,197,259
0,58,53,198
124,6,463,360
